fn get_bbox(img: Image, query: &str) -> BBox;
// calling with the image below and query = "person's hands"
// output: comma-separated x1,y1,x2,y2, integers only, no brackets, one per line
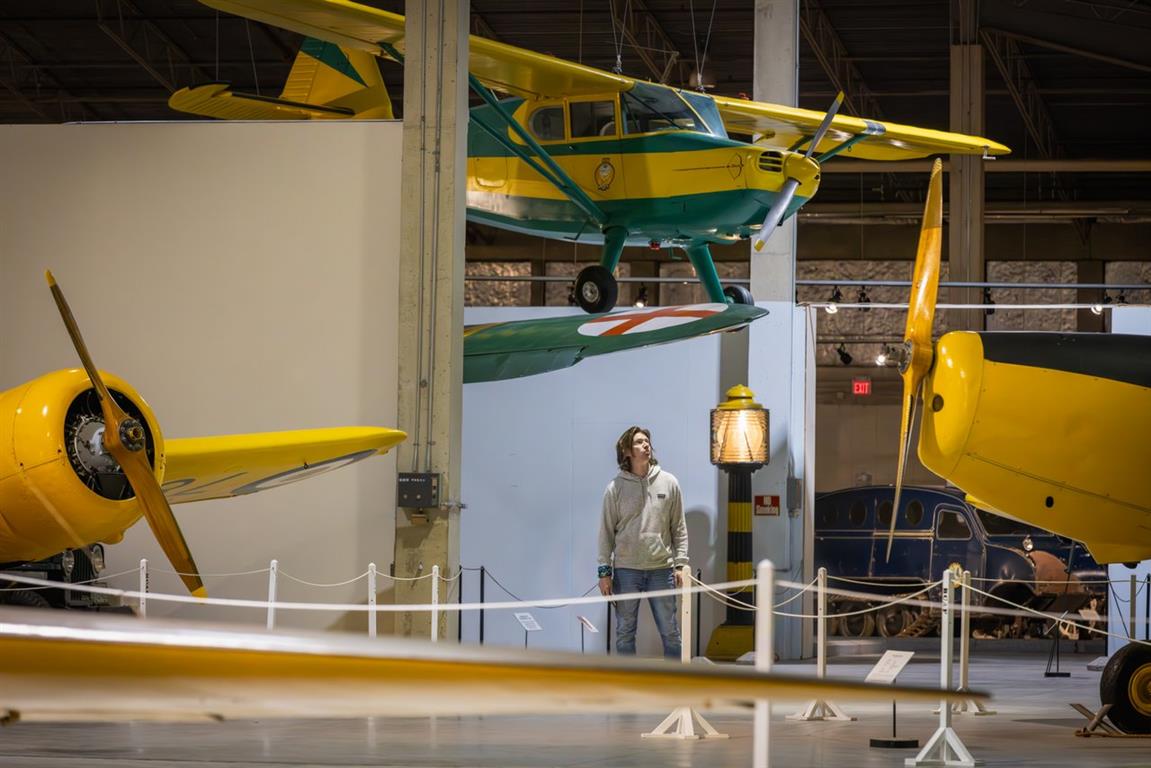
599,576,613,596
674,568,686,588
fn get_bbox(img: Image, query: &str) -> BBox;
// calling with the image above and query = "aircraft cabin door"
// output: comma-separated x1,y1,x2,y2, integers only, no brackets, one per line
565,97,627,209
932,504,981,578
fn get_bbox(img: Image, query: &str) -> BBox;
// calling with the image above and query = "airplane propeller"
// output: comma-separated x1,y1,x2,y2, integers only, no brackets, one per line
751,91,844,254
46,271,206,597
884,158,944,562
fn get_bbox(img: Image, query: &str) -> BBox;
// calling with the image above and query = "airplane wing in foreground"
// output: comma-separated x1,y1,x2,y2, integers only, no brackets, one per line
0,609,986,722
463,303,767,384
162,427,406,503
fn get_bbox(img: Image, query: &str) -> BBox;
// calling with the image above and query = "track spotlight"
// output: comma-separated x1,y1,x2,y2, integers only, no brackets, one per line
634,284,648,308
857,286,871,312
826,286,843,314
875,346,889,367
836,343,853,366
1118,290,1129,305
1091,304,1104,316
984,287,995,316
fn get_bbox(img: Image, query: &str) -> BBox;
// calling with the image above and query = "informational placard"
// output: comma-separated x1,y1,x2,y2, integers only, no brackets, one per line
865,650,915,685
514,612,542,632
577,615,599,633
754,494,781,516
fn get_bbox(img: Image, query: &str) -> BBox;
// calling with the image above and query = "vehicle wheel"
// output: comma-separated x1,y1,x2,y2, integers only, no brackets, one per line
1101,643,1151,734
876,606,911,638
575,265,618,313
838,604,875,638
0,589,51,609
722,284,754,305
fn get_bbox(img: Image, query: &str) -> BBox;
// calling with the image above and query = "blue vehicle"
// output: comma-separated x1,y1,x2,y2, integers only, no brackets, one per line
813,485,1106,638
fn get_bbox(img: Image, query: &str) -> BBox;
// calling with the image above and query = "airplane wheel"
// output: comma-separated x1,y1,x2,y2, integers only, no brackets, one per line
877,606,912,638
723,284,754,305
1101,643,1151,734
838,604,875,638
575,265,618,313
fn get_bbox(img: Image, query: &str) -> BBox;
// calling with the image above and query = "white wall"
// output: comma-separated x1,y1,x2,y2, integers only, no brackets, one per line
460,307,726,654
1107,306,1151,655
0,121,402,630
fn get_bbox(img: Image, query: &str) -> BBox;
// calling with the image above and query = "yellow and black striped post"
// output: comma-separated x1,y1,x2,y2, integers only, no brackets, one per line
705,385,768,661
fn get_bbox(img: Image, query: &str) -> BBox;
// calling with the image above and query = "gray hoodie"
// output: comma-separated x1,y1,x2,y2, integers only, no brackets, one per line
598,465,689,571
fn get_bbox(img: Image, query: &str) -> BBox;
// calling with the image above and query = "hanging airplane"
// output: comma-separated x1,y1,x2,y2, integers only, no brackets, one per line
0,272,406,598
882,159,1151,733
168,0,1009,313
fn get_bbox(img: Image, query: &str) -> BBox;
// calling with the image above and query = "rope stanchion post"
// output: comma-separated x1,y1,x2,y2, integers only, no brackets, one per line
138,558,148,618
643,566,727,740
479,565,485,646
752,559,774,768
950,570,995,716
266,559,278,631
368,563,377,639
789,566,854,722
431,564,440,643
907,566,978,767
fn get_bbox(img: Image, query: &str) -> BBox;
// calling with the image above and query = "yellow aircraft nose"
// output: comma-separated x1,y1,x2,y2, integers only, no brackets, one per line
918,331,985,478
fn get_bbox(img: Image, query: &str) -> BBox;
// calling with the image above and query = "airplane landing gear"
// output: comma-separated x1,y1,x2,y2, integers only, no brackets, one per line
723,285,754,305
1101,643,1151,734
575,265,618,314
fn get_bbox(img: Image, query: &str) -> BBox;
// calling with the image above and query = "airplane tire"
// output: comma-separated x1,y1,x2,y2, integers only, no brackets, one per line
1100,643,1151,734
723,284,754,305
0,589,51,609
575,265,618,313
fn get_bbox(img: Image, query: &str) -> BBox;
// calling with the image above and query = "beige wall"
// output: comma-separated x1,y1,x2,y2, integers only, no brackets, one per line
815,403,941,492
0,121,402,629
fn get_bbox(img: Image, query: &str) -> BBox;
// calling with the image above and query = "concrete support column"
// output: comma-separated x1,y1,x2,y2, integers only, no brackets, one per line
744,0,812,661
949,37,987,331
394,0,468,640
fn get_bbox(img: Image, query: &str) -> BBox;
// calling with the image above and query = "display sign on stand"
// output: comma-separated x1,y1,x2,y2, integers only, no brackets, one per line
866,650,919,749
514,611,542,648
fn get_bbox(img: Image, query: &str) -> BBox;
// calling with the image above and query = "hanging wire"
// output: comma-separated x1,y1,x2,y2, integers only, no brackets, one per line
606,0,625,73
244,19,260,95
214,11,220,80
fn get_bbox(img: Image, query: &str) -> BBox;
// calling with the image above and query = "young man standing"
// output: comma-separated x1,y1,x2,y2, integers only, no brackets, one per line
597,426,689,658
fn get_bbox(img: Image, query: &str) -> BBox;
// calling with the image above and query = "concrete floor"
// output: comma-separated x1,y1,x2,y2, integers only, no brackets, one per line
1,651,1146,768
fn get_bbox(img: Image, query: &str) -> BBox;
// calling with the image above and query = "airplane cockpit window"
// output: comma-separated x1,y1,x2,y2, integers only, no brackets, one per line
529,106,565,141
679,90,728,138
621,83,706,135
570,100,617,138
938,509,972,540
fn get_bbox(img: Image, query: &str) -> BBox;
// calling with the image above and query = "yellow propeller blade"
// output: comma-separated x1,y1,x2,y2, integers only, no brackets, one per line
884,158,944,562
45,271,206,598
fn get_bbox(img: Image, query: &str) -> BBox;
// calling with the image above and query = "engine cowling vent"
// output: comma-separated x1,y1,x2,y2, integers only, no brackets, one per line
757,151,784,173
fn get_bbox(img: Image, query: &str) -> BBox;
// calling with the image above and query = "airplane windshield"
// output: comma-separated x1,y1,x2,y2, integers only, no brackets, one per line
621,83,712,136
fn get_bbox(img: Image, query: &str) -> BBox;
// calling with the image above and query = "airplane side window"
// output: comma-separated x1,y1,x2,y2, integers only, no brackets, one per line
904,499,925,527
848,500,867,527
877,500,893,529
570,100,616,138
938,509,972,540
529,106,565,141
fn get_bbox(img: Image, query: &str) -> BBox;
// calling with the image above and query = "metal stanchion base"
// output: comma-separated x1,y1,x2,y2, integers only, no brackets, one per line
788,699,855,721
904,726,981,767
871,738,920,749
642,706,728,740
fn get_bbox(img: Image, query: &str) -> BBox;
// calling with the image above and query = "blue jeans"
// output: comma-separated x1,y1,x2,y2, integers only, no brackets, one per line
613,567,681,659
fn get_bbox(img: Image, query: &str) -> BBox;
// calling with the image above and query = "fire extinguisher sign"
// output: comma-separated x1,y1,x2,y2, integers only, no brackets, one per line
754,495,781,516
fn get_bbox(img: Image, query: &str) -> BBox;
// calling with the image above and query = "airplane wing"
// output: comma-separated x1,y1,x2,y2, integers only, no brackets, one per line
199,0,633,99
169,83,354,120
0,609,985,721
162,427,406,503
464,303,767,384
711,95,1011,160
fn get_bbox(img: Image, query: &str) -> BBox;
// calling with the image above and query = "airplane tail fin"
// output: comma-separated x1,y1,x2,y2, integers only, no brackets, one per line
169,38,392,120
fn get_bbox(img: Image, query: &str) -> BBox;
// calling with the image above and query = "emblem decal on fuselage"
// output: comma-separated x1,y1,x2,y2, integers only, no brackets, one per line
594,158,615,191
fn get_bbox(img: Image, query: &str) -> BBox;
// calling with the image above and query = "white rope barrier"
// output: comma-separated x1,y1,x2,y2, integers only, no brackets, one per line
277,568,370,588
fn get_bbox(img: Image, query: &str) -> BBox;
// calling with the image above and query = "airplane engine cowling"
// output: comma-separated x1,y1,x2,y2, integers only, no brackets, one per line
0,369,163,563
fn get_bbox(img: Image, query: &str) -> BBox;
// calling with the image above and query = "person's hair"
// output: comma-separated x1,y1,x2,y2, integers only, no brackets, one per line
616,426,658,471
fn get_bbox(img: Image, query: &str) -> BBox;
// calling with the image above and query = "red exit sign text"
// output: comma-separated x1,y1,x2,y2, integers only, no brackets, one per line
852,376,872,396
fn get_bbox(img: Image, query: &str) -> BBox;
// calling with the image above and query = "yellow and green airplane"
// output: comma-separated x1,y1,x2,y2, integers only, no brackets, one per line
170,0,1009,313
885,159,1151,734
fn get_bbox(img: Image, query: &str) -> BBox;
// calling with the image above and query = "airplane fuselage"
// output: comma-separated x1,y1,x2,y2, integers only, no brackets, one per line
465,88,819,249
918,331,1151,565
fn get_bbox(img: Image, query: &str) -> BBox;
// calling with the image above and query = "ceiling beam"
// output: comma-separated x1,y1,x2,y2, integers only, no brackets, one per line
798,0,886,120
94,0,211,93
0,30,97,121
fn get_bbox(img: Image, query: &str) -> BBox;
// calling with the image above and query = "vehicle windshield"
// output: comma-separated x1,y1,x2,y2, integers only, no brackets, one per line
621,83,712,135
976,509,1044,536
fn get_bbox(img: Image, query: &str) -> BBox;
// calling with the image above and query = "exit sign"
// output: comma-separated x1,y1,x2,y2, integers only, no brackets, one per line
852,376,872,396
